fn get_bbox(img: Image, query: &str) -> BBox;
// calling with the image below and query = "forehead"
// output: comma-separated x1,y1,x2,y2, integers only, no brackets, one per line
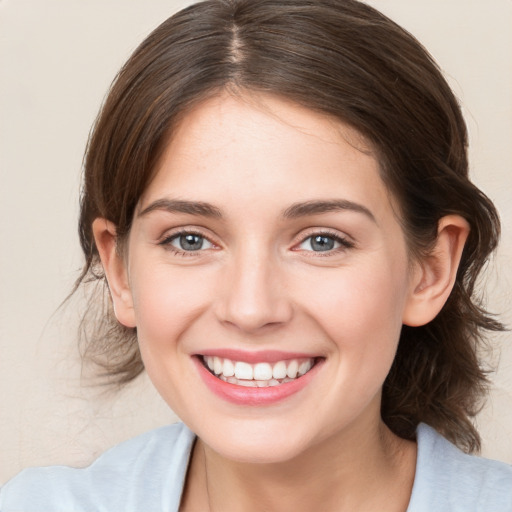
138,91,396,222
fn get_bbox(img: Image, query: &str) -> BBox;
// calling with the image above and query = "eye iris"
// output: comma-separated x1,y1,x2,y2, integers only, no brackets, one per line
311,235,335,251
179,234,203,251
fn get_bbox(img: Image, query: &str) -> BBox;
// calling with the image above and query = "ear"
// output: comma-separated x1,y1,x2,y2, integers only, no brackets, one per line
92,218,136,328
402,215,470,327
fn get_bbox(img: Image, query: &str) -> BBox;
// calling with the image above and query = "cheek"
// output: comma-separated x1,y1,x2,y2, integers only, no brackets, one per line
126,263,219,413
291,256,411,399
304,267,409,409
129,263,214,349
300,265,408,339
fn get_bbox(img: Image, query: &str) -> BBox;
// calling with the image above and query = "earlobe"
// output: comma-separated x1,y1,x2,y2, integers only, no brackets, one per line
92,218,136,328
402,215,470,327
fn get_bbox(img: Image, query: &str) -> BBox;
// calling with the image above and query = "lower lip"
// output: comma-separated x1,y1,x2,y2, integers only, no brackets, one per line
193,356,322,406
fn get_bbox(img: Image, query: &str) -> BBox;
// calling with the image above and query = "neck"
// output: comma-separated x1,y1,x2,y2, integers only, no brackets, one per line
182,415,416,512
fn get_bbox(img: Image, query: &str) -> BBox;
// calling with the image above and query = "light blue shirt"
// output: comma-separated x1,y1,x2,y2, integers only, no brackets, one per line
1,422,511,511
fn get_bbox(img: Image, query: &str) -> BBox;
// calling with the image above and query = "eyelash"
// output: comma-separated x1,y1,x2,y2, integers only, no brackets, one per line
158,229,217,257
157,228,355,257
294,230,355,256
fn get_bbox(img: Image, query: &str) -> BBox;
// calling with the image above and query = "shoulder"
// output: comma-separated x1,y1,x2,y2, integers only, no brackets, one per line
407,423,512,512
0,422,195,512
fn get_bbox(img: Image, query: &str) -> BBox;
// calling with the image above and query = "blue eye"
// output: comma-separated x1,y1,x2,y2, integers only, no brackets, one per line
299,234,351,252
166,233,214,252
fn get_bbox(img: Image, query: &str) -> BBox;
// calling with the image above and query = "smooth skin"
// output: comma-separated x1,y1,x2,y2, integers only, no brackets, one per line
93,92,469,511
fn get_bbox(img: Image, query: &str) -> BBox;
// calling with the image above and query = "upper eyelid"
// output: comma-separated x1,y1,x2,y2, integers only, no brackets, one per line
159,226,217,243
293,227,354,244
298,235,353,249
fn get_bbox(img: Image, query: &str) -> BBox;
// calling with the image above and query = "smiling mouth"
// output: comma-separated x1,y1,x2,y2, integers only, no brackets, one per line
201,355,318,388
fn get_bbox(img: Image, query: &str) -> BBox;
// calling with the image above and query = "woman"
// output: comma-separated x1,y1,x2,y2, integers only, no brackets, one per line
1,0,511,510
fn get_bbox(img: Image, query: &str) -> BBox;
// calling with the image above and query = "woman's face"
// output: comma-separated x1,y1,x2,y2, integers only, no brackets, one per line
122,92,419,463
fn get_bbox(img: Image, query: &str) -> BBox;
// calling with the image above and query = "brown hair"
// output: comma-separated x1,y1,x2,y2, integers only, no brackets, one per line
77,0,503,453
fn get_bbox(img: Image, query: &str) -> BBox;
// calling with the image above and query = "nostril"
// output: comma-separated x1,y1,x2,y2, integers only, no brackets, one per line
215,295,294,333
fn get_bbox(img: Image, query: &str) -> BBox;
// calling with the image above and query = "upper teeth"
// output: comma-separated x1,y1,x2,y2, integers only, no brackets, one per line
203,356,314,381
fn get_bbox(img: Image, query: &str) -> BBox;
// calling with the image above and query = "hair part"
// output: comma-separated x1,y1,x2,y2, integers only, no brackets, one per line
76,0,503,452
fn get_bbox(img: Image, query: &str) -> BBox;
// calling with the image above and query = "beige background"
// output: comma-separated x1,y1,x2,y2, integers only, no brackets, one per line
1,0,511,484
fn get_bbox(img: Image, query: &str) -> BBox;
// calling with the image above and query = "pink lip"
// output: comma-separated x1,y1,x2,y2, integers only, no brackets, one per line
197,348,317,364
193,355,323,406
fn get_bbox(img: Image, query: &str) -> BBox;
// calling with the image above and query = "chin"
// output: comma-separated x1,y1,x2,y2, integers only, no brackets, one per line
212,440,308,464
199,420,317,464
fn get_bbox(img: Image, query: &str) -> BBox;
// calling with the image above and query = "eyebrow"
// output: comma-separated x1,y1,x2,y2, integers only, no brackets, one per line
282,199,376,223
138,199,223,218
138,198,376,223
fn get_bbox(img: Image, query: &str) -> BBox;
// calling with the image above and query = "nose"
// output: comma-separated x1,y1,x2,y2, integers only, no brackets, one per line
214,246,293,334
